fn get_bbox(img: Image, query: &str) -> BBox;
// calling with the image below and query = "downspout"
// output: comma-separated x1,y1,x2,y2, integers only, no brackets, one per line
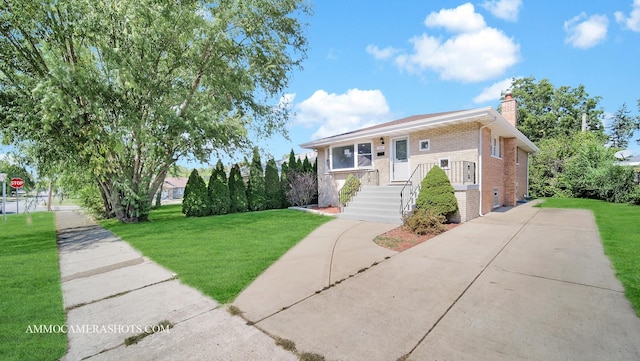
478,119,496,217
526,150,531,199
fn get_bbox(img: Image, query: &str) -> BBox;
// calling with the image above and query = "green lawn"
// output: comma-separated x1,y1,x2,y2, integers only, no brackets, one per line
539,198,640,316
0,213,67,361
101,206,332,303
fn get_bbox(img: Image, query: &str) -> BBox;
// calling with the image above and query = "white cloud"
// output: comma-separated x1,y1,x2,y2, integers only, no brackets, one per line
424,3,486,33
366,45,400,60
564,13,609,49
615,0,640,32
293,89,391,139
395,27,520,82
480,0,522,22
383,3,519,83
473,77,517,103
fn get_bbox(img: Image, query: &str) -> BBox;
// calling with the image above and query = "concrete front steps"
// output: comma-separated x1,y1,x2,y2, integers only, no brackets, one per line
338,185,404,224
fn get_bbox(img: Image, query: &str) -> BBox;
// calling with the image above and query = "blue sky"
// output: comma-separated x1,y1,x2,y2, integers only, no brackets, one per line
2,0,639,169
246,0,640,164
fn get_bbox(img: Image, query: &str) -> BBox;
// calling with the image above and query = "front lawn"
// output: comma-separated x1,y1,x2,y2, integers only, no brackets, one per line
0,213,67,361
539,198,640,316
101,206,332,303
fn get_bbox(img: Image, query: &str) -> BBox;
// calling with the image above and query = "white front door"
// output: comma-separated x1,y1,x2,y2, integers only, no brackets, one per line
392,137,410,181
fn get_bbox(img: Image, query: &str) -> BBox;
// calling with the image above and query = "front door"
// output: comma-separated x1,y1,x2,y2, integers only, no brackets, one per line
392,137,410,181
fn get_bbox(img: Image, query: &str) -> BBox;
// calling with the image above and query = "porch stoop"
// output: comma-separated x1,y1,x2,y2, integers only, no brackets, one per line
338,185,403,224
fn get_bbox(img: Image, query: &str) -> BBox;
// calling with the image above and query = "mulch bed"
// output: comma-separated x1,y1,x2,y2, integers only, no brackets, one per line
374,223,459,252
308,206,458,252
309,206,341,214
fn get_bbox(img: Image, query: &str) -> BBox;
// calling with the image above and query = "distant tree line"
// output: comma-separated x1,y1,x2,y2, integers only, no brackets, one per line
181,148,318,217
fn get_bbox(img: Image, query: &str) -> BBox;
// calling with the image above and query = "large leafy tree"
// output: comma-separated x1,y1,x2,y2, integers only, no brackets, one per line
508,77,605,143
0,0,309,222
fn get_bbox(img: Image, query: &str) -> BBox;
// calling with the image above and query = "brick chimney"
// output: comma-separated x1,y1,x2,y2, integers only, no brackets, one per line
501,92,517,128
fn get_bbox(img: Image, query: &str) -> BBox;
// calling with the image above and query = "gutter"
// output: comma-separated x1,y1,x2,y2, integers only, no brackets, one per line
478,119,496,217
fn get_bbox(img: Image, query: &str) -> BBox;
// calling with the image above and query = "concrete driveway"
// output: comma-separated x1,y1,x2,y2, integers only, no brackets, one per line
235,201,640,360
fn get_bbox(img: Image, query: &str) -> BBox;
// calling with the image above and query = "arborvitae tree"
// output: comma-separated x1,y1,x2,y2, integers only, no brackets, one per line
247,147,266,211
416,165,458,221
264,158,282,209
288,149,298,172
280,161,291,208
296,157,303,172
228,164,248,213
182,169,209,217
302,155,312,173
208,159,231,215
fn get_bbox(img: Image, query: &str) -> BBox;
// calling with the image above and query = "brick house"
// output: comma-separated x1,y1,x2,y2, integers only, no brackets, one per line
299,94,539,224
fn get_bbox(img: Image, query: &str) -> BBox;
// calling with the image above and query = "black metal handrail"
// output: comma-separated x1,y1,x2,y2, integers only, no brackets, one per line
400,161,476,215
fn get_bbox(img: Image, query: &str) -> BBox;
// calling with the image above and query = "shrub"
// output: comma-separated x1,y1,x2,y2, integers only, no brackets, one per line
182,169,209,217
208,160,231,215
416,165,458,220
286,170,316,206
339,174,360,206
626,185,640,205
403,208,446,235
264,158,282,209
286,170,317,206
228,164,248,213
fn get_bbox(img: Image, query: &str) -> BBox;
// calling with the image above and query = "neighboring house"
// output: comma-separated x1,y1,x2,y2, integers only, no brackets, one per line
162,177,189,199
617,155,640,184
300,94,539,224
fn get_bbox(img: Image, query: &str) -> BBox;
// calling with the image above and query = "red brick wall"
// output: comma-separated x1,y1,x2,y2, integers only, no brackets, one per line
481,128,519,214
516,148,529,199
481,128,502,214
503,138,517,206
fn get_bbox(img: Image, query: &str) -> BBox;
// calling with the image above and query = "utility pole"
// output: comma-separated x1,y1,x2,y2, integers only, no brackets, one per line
0,173,6,221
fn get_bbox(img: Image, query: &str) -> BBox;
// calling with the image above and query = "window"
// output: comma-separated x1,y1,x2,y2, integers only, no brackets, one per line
419,139,430,151
491,135,501,158
357,143,372,167
330,142,373,170
439,157,450,169
332,145,353,169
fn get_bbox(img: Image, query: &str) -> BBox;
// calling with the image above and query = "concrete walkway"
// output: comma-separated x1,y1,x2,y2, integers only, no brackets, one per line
56,211,296,361
235,201,640,361
233,219,398,321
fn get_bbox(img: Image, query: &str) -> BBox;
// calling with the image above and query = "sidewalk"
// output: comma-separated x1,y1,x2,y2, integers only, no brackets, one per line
237,201,640,361
56,210,296,361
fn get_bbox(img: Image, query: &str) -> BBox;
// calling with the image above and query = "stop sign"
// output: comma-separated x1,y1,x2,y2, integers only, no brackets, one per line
10,178,24,189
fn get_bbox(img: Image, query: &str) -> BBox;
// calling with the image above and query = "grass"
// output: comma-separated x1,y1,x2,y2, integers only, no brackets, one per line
101,205,332,303
0,213,67,361
538,198,640,316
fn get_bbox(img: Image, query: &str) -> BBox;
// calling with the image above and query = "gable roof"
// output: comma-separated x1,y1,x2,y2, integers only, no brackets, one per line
300,107,539,153
164,177,188,189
